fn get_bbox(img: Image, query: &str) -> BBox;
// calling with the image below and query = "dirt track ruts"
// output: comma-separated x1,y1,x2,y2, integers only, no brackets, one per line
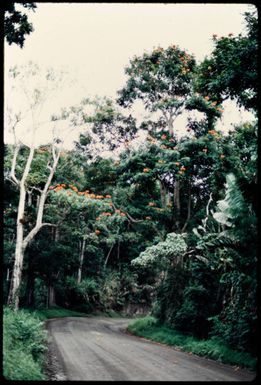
45,317,256,381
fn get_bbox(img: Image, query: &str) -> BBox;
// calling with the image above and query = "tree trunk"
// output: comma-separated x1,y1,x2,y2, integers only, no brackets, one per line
159,180,166,207
8,147,34,310
77,238,86,284
47,284,56,308
174,179,181,232
181,180,191,233
167,115,174,136
104,242,114,268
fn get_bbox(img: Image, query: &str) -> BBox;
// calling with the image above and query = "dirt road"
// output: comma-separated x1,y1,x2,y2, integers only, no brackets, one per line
46,317,255,381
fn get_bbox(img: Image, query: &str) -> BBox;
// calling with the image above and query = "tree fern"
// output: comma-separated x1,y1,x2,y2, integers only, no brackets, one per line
213,173,247,227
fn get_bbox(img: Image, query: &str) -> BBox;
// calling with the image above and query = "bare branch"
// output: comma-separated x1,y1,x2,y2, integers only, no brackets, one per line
28,186,43,194
9,144,21,186
42,222,58,227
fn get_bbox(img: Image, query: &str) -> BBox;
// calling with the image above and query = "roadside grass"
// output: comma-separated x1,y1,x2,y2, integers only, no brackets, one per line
3,306,47,380
31,306,126,320
127,316,257,371
32,307,90,320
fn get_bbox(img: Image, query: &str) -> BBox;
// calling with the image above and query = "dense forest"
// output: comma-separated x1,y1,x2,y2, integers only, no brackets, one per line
4,9,257,365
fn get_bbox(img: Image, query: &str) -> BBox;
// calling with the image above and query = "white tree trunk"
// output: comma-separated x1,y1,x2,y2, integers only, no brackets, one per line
8,147,35,310
7,145,61,310
77,238,86,284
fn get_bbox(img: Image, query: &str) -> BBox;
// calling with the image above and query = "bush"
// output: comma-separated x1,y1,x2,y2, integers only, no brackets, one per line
3,307,47,380
173,284,212,338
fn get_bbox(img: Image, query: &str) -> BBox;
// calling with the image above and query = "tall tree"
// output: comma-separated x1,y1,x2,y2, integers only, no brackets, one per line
117,45,196,136
5,63,69,310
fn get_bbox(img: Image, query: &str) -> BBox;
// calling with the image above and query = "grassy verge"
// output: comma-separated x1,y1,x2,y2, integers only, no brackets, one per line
31,306,125,320
32,307,90,320
3,307,47,380
127,316,256,371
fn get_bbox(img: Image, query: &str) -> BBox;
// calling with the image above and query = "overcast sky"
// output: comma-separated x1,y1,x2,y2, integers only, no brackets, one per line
4,2,255,147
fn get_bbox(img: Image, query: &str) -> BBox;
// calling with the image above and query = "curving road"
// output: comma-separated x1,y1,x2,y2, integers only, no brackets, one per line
45,317,255,381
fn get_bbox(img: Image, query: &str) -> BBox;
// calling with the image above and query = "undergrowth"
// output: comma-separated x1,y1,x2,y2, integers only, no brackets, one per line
3,306,47,380
32,307,89,320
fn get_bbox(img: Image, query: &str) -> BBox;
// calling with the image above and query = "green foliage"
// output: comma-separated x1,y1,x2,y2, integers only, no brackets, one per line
65,276,100,311
152,265,190,325
132,233,187,268
4,3,37,48
127,317,256,370
33,307,89,320
213,173,248,227
195,11,258,111
3,307,47,380
118,45,196,111
173,284,212,338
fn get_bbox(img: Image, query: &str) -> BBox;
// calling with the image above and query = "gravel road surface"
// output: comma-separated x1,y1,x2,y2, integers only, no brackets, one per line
46,317,255,381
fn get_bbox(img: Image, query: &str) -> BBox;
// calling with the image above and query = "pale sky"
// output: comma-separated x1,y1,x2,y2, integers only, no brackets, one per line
4,2,256,148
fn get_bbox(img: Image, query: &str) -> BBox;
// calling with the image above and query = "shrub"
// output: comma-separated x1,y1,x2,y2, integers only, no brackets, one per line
3,307,47,380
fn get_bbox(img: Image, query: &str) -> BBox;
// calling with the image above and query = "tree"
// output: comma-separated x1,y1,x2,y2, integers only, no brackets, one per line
117,45,197,136
5,63,69,310
4,2,36,48
64,96,138,161
195,10,258,111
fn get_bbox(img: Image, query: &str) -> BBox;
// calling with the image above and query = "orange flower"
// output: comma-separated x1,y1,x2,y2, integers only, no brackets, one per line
95,229,101,235
204,96,210,101
120,212,126,217
180,166,186,171
143,168,150,173
148,202,156,207
208,130,218,135
220,154,225,159
105,194,112,199
175,162,180,166
145,216,152,220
